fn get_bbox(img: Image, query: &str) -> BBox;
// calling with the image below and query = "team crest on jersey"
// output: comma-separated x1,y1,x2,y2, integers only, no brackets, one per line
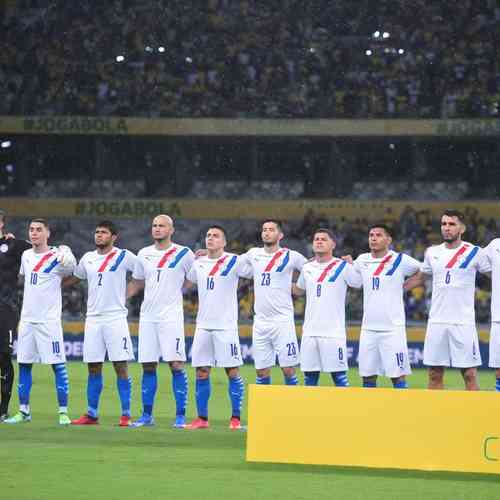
0,244,8,253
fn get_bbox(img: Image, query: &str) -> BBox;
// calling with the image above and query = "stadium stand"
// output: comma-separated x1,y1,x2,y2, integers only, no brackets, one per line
0,1,497,324
1,0,499,118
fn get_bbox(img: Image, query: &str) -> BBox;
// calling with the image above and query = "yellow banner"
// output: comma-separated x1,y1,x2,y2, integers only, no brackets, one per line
4,198,500,221
0,116,499,137
246,385,500,474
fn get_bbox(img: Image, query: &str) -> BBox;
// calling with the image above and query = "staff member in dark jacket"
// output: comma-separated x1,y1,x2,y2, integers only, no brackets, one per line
0,210,31,420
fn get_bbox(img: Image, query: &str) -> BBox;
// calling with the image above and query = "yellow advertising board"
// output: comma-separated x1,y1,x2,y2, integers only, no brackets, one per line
246,385,500,474
1,116,499,137
4,198,500,221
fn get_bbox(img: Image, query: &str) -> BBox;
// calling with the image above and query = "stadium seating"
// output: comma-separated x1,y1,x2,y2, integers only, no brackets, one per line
2,0,498,118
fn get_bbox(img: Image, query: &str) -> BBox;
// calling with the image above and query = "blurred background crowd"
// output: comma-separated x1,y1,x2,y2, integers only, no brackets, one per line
2,0,499,118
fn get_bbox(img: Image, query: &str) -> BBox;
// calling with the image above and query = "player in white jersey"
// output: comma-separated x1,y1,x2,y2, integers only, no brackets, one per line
240,220,307,386
5,219,76,425
482,238,500,389
126,215,194,428
406,210,489,390
351,224,420,389
185,225,246,430
293,229,359,387
69,221,137,426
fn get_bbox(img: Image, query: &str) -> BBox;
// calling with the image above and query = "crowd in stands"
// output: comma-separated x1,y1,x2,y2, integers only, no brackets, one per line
2,0,499,118
8,205,495,325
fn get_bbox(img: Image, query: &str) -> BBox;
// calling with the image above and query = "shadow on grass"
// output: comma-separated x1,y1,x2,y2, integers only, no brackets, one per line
243,461,500,482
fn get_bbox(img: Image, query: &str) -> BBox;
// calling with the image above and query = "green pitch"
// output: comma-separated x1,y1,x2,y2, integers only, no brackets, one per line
1,364,499,500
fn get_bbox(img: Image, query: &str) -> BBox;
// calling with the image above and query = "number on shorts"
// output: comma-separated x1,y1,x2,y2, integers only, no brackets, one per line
445,271,451,284
30,272,38,285
157,269,161,282
316,284,322,297
206,277,215,290
230,343,238,357
175,337,181,352
97,272,103,286
395,352,404,368
372,277,380,290
286,342,297,357
52,341,60,354
261,272,271,286
338,347,343,361
122,337,128,350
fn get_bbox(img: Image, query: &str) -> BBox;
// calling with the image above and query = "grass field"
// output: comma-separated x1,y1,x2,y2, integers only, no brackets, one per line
1,364,499,500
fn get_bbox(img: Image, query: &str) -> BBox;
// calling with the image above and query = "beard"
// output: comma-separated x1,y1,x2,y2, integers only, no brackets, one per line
263,240,276,247
443,234,459,243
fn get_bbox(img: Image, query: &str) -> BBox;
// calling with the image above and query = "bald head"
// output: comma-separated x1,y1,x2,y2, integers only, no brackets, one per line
154,214,173,227
152,214,175,244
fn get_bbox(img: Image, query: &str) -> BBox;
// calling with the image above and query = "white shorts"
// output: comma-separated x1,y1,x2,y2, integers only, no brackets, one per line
84,317,135,363
252,320,299,370
17,321,66,364
359,328,411,378
191,328,243,368
424,323,481,368
138,320,186,363
489,322,500,368
300,336,348,373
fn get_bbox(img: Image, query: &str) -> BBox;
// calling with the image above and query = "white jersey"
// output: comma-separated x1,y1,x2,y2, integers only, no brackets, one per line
241,247,307,322
75,247,137,320
187,252,244,330
484,238,500,322
20,247,75,322
297,258,359,338
422,242,489,325
133,243,194,322
353,250,421,331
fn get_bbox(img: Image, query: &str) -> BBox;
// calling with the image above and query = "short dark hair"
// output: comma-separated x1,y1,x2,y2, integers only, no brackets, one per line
262,219,283,231
30,218,50,230
313,228,335,241
207,225,227,239
368,223,393,238
442,209,465,224
96,220,118,235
